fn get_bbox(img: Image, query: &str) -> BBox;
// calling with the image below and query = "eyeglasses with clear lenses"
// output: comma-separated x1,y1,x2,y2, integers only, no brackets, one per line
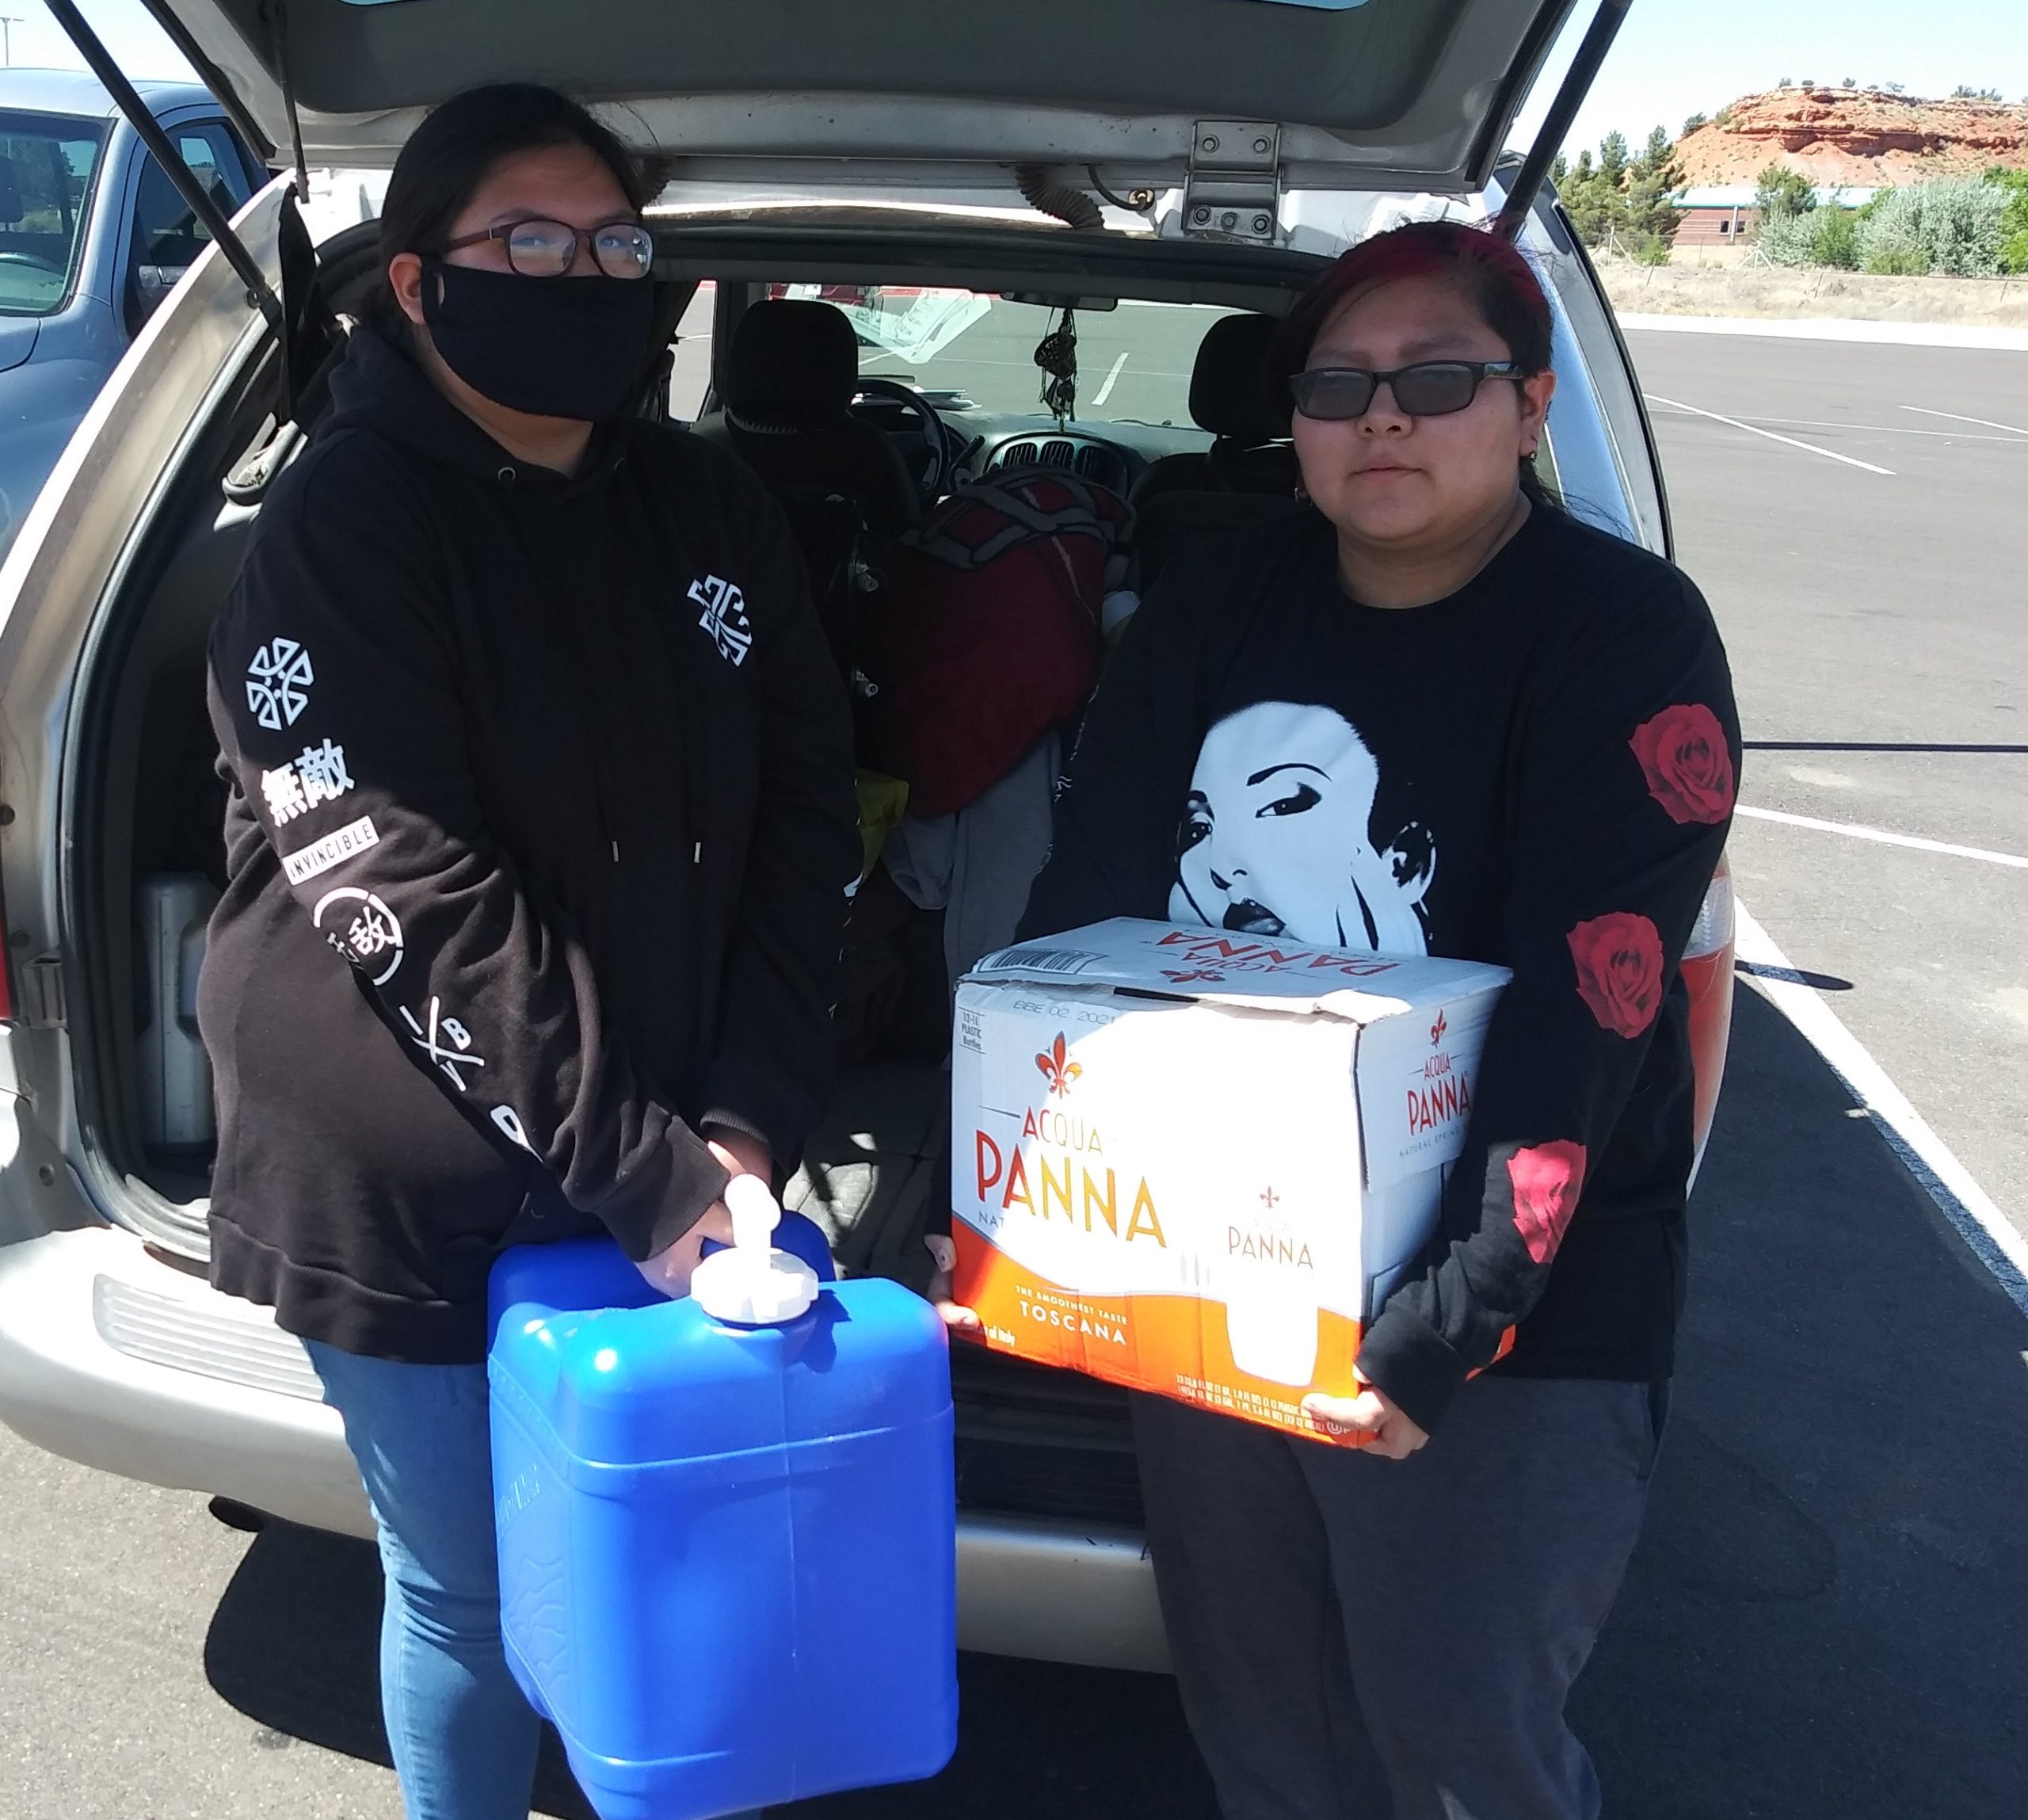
1290,360,1523,422
441,216,655,280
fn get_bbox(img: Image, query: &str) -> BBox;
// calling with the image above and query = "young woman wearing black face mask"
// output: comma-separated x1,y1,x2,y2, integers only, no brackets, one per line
198,86,859,1820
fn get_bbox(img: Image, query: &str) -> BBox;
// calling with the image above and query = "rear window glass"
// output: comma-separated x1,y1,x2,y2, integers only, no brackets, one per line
0,109,107,318
768,284,1249,433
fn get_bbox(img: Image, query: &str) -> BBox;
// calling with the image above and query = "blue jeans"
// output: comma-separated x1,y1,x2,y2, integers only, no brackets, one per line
307,1341,542,1820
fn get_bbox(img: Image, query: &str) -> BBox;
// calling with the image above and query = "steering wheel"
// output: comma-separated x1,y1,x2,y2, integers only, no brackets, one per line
0,251,66,274
850,376,955,503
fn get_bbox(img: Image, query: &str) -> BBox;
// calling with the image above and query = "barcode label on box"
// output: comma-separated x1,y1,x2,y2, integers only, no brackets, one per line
974,945,1104,976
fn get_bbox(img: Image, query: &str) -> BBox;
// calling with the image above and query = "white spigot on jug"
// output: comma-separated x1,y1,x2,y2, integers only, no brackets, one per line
689,1173,821,1325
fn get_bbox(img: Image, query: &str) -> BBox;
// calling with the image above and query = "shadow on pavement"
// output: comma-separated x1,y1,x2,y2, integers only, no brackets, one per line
203,984,2028,1819
202,1518,1211,1820
1574,984,2028,1819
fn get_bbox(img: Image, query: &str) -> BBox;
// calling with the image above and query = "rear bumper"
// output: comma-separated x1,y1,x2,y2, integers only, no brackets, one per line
0,1226,1170,1672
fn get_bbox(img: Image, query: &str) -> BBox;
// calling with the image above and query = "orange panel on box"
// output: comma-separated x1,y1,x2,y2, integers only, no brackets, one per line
953,1229,1370,1441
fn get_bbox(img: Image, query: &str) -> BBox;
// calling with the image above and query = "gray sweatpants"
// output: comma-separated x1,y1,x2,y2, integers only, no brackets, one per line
1133,1374,1666,1820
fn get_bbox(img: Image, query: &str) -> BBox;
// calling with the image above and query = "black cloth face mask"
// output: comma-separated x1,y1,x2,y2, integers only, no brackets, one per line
421,258,656,422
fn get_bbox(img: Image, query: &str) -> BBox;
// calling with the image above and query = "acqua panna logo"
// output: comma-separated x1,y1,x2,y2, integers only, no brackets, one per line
1035,1032,1082,1098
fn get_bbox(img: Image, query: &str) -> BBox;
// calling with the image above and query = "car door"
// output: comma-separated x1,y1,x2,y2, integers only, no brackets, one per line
156,0,1581,233
121,116,254,337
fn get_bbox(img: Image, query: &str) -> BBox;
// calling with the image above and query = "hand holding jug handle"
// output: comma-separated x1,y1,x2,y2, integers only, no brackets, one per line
633,1129,773,1301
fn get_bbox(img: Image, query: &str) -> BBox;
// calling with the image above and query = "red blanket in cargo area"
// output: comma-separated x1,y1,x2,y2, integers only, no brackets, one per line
856,469,1131,817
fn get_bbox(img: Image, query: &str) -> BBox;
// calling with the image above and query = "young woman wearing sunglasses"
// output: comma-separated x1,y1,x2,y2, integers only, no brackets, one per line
200,85,857,1820
985,221,1741,1817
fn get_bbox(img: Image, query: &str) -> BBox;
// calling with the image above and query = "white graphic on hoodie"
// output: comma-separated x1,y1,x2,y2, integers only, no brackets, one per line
689,574,753,667
246,638,314,730
1169,701,1435,956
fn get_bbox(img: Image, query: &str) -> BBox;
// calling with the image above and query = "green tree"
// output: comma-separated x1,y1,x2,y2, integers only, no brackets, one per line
1624,126,1684,251
1809,206,1862,269
1755,164,1816,223
1559,144,1618,247
1597,131,1630,189
1984,166,2028,273
1557,127,1683,258
1682,112,1709,136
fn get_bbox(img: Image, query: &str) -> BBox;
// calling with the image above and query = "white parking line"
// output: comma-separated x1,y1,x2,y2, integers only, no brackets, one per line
1742,416,2028,445
1734,804,2028,871
1644,394,1895,475
1733,902,2028,1314
1898,404,2028,438
1092,352,1131,408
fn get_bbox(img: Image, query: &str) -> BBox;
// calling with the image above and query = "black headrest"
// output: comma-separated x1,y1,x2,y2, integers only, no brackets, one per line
725,300,859,431
1189,312,1287,445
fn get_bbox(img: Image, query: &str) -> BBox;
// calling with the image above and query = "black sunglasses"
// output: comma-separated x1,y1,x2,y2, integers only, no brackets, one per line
1290,360,1523,422
441,216,654,280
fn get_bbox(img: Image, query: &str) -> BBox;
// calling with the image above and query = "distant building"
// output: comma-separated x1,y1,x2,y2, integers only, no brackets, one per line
1672,183,1877,246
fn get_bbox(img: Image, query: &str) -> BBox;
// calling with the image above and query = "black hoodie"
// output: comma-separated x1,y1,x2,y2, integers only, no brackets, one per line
200,326,860,1364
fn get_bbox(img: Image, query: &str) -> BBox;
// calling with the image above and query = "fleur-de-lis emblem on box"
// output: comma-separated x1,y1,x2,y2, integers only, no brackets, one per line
1035,1032,1082,1097
1430,1007,1448,1047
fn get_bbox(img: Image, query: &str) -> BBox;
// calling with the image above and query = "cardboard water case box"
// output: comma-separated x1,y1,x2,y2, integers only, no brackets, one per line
951,919,1510,1439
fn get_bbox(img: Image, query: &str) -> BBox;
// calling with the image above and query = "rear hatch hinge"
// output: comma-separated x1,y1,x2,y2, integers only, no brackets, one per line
1180,121,1281,245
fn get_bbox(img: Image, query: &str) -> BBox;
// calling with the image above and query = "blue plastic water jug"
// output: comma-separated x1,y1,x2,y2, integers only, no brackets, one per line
487,1181,959,1820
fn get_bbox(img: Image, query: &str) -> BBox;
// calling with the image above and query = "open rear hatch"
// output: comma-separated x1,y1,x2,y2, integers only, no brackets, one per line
153,0,1592,233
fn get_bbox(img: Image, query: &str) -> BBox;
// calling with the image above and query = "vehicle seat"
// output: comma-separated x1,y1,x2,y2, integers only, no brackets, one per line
1132,312,1298,506
692,299,922,540
1130,311,1302,586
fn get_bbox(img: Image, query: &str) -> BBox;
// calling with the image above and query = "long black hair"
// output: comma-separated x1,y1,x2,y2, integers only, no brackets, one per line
373,83,651,321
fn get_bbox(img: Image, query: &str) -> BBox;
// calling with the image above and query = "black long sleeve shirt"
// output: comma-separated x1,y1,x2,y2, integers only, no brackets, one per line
1020,504,1739,1432
200,328,860,1363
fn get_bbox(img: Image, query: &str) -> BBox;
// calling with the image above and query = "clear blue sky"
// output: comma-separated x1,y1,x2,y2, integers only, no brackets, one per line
6,0,2026,162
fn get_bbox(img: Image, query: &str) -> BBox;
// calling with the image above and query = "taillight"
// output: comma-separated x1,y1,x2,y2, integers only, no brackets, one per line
1683,853,1734,960
1682,853,1736,1183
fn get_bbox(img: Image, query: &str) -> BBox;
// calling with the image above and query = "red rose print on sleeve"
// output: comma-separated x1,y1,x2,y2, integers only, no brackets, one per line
1630,704,1735,826
1506,1140,1589,1266
1567,912,1664,1038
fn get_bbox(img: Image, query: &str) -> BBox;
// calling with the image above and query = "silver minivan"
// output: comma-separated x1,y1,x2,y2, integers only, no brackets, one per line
0,0,1723,1676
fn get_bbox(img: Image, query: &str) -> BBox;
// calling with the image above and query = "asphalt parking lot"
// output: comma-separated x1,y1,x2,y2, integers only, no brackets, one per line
3,322,2025,1820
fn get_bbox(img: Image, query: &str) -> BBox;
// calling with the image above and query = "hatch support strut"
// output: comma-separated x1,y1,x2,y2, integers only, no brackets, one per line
1493,0,1633,242
42,0,284,334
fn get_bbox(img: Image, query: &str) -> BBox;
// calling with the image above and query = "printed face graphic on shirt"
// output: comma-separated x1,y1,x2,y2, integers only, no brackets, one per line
1169,701,1435,956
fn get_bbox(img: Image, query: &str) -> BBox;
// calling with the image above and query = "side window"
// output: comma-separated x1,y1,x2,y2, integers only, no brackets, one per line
124,124,254,336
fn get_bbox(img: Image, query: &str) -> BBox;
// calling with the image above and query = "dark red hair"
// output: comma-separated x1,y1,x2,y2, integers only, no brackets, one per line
1269,219,1555,397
